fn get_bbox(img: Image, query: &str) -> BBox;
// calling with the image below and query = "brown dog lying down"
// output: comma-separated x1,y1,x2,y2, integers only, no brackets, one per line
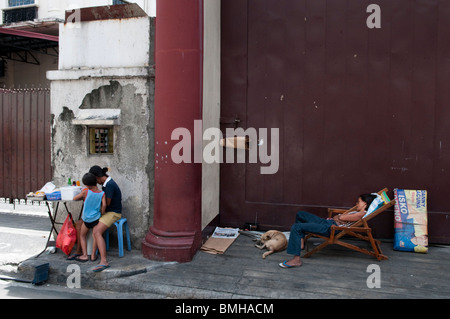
255,230,288,259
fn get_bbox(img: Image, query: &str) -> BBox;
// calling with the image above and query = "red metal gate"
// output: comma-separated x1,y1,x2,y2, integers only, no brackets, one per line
0,88,52,199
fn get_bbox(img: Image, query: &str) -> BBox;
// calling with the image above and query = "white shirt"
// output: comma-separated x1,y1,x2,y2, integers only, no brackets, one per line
103,176,112,187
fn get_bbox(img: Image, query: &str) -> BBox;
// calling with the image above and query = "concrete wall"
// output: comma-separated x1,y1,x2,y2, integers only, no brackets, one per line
58,17,151,70
202,0,221,229
47,13,155,247
0,0,155,87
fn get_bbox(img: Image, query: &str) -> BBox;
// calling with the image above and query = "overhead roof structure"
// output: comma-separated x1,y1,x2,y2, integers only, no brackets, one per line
0,26,59,65
0,3,145,65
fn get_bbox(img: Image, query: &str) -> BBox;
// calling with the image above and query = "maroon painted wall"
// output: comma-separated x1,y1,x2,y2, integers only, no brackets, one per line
221,0,450,243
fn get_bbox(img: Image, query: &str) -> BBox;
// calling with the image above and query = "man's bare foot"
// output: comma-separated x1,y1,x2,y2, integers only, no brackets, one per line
279,256,302,268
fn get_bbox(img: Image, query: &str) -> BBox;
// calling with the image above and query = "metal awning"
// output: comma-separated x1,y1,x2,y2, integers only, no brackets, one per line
0,26,59,65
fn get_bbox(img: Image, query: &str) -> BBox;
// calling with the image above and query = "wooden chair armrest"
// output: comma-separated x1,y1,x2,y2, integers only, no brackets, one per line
331,225,370,232
327,208,348,218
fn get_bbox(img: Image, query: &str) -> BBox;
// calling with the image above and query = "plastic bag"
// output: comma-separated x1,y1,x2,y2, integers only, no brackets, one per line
56,214,77,256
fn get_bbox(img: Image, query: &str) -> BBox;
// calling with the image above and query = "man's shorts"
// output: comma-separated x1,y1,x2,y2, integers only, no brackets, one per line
99,211,122,228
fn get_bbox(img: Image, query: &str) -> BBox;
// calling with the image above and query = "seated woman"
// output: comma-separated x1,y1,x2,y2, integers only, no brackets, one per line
89,165,123,273
279,193,377,269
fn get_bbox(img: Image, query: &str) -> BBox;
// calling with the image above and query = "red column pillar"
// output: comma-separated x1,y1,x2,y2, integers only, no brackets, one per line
142,0,204,262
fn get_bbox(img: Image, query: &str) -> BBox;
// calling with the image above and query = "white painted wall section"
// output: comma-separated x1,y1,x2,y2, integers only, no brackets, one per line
58,17,151,70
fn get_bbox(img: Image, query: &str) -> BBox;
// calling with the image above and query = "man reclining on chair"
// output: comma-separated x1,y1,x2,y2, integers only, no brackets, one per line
279,193,377,268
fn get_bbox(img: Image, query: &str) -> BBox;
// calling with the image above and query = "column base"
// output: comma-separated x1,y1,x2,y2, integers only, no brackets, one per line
142,226,202,263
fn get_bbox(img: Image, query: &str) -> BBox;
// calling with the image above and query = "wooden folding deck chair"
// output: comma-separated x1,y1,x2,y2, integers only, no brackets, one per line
303,188,395,261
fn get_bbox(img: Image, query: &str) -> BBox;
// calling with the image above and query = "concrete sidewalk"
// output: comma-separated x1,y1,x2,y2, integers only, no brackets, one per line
11,234,450,299
2,201,450,299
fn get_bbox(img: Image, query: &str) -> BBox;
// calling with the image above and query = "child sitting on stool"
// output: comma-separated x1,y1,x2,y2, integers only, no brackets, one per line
73,173,106,262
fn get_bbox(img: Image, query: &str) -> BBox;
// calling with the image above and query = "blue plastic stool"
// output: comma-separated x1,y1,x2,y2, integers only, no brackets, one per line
105,218,131,257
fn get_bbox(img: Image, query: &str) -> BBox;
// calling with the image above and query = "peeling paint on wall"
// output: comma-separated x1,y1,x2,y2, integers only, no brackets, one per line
48,14,156,248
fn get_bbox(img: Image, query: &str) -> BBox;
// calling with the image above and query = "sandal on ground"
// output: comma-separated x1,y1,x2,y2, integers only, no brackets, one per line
75,256,89,263
90,254,98,262
92,264,110,273
279,261,301,269
67,254,81,260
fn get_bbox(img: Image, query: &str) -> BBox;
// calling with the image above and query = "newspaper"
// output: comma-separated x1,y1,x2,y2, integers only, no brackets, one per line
211,227,240,239
201,227,240,255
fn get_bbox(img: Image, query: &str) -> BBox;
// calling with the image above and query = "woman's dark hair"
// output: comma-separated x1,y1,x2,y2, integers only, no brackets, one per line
89,165,109,178
82,172,98,187
360,193,377,210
